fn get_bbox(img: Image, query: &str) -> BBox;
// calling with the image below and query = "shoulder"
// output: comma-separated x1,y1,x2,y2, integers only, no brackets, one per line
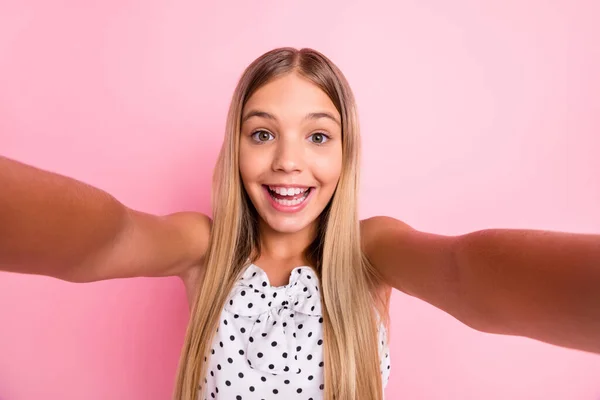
174,212,212,306
360,216,412,299
360,215,412,231
165,211,212,274
181,263,207,307
360,216,413,249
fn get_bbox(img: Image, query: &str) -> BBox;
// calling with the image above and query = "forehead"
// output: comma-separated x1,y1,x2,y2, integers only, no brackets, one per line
243,73,339,119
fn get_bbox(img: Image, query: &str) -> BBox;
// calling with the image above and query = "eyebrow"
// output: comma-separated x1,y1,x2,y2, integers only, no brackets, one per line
241,110,341,127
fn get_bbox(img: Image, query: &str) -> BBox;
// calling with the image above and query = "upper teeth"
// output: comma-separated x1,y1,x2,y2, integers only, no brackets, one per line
269,186,308,196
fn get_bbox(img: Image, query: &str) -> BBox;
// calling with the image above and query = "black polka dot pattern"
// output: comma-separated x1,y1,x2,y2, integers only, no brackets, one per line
202,263,391,399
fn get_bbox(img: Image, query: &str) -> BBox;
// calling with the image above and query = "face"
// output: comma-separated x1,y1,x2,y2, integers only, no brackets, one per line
239,72,343,235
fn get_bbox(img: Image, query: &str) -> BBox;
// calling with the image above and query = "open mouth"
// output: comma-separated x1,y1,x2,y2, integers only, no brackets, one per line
263,185,313,209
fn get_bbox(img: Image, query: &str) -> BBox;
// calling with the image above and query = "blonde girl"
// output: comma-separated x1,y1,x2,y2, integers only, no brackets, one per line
1,47,599,400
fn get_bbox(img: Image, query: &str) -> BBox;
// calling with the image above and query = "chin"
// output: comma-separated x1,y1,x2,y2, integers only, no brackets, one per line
262,214,315,234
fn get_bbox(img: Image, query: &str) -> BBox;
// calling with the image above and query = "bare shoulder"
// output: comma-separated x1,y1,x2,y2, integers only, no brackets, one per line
360,216,413,298
359,215,457,294
360,215,412,232
180,261,207,307
172,212,211,306
167,211,213,272
81,210,213,284
359,215,463,329
360,216,413,251
170,211,212,274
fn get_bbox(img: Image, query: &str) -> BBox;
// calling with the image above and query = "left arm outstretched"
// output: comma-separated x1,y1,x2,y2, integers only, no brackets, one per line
361,216,600,354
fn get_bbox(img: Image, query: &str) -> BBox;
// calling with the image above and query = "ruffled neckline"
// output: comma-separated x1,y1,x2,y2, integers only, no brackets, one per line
241,263,317,289
223,263,323,375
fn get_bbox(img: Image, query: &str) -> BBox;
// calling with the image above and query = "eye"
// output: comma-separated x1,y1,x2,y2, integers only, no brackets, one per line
251,130,274,143
308,132,330,144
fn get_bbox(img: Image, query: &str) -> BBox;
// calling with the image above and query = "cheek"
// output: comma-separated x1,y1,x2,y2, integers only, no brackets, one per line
239,146,273,194
312,150,342,188
239,146,259,179
239,154,258,194
238,153,250,178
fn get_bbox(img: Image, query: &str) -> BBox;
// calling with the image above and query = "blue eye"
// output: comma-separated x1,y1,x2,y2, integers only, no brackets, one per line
251,130,274,143
309,132,329,144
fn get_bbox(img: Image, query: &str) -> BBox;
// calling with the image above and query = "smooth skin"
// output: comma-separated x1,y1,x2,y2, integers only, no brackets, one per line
239,73,343,285
1,73,599,354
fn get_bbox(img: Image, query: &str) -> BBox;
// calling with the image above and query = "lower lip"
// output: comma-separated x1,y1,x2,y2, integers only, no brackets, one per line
262,186,314,213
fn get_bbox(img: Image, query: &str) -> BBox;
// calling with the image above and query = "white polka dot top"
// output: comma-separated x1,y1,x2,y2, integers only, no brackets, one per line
200,263,391,399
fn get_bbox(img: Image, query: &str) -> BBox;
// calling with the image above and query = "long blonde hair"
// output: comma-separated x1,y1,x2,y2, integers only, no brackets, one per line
173,47,390,399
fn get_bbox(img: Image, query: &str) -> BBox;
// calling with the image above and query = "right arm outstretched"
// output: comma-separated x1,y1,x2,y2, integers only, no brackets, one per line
0,156,210,283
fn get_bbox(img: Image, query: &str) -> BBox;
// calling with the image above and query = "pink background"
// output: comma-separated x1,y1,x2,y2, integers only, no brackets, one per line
1,0,599,399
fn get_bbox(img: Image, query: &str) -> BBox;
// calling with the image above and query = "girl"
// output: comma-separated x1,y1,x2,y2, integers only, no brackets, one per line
1,47,599,400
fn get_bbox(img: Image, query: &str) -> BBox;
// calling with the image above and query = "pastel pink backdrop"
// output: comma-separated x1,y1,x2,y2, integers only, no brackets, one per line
1,0,599,399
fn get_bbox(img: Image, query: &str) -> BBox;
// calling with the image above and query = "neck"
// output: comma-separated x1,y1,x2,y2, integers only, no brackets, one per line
255,219,317,265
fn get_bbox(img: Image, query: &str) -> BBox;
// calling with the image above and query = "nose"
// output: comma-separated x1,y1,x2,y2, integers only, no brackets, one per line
272,137,303,173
